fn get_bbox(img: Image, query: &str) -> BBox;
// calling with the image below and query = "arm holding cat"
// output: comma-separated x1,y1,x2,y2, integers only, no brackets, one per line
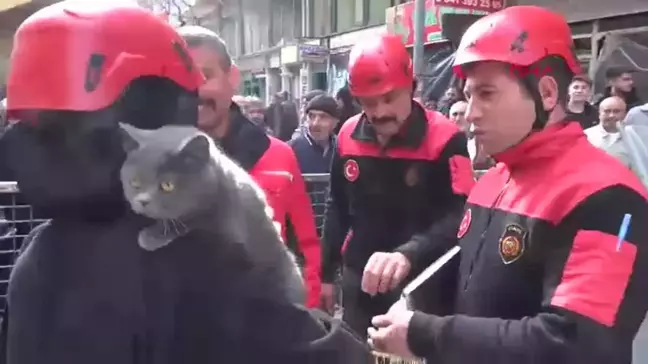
284,149,322,308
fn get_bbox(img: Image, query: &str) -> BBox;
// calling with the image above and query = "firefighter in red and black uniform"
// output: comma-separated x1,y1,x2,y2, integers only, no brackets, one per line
369,6,648,363
321,34,475,336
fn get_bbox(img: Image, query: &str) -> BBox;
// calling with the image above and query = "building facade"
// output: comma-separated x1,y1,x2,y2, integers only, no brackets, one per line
192,0,648,104
192,0,409,104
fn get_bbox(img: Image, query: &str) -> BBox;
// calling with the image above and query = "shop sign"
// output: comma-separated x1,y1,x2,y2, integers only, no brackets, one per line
385,0,505,46
299,44,329,62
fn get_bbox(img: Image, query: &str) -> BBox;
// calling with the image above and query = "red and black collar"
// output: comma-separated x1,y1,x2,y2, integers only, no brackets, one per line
350,101,427,149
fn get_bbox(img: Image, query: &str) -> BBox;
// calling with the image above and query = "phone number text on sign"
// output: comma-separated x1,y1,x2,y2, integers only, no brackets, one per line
438,0,504,11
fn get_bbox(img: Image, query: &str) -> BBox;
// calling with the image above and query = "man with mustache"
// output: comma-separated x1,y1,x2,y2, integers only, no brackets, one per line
368,6,648,363
321,34,475,336
177,26,325,310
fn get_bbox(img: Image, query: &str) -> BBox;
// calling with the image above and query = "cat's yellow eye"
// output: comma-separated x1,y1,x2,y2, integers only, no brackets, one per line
130,178,141,189
160,181,175,192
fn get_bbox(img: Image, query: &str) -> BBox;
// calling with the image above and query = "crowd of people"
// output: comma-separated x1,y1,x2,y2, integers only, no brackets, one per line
0,1,646,364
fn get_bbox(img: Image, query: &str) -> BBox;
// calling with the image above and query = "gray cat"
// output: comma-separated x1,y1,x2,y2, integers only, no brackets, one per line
119,123,305,304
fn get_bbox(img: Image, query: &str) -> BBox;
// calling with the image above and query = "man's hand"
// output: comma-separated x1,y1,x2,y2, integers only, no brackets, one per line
367,310,416,359
362,252,411,295
320,283,336,314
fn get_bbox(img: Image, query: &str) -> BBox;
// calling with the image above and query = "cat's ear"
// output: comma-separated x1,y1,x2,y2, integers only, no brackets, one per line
118,123,140,153
178,134,211,168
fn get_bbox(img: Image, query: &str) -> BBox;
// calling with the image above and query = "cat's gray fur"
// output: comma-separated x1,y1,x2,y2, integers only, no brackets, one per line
119,123,305,304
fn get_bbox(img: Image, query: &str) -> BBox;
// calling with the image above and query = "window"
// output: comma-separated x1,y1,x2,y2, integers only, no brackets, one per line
354,0,364,25
221,17,240,57
335,0,355,32
368,0,390,26
311,0,332,37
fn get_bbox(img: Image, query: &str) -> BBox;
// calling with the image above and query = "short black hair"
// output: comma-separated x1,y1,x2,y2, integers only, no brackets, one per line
571,74,592,87
178,26,232,71
605,67,633,80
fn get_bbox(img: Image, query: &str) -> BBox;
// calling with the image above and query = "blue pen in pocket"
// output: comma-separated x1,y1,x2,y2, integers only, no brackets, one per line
616,213,632,252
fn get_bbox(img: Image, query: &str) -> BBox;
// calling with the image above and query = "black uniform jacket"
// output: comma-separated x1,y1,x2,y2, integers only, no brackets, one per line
408,122,648,364
321,102,474,284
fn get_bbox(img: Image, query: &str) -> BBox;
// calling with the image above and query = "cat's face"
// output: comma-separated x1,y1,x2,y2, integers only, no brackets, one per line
120,124,215,220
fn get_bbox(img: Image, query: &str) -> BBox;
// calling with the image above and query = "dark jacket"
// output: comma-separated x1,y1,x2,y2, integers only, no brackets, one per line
566,103,598,130
408,122,648,364
322,102,473,300
288,130,335,174
0,111,370,364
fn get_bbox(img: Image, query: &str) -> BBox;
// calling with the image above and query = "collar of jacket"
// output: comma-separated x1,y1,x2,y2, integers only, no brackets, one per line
303,127,335,148
219,102,271,171
350,101,427,149
494,121,584,169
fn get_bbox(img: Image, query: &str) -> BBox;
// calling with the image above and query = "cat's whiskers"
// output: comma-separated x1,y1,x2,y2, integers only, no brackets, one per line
176,219,188,232
162,219,169,236
170,219,181,235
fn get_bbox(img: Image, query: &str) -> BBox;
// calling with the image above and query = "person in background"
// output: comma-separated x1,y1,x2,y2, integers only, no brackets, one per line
566,75,598,129
263,91,295,141
585,96,634,170
595,67,642,109
437,83,463,116
335,85,361,133
449,100,492,170
370,7,648,363
179,25,322,309
288,95,339,270
625,102,648,127
289,95,339,174
245,96,272,133
291,89,327,140
449,101,474,158
424,98,438,111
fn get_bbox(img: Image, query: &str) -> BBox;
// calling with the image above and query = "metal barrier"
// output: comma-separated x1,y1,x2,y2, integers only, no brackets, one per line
302,173,330,234
0,176,331,308
0,181,48,306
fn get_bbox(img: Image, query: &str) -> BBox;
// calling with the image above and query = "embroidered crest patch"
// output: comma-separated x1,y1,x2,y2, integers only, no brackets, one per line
499,224,527,264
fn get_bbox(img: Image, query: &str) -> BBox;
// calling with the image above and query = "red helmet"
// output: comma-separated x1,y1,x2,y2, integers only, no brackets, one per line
348,34,413,97
453,6,581,77
7,1,204,118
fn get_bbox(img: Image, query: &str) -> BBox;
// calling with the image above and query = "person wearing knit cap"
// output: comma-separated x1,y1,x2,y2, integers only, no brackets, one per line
290,94,340,174
306,95,340,141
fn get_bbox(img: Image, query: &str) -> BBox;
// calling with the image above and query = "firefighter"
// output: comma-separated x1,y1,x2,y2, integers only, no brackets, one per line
0,2,370,363
368,6,648,364
321,34,475,336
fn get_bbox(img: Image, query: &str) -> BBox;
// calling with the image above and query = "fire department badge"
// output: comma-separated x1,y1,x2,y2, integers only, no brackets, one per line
499,224,527,264
457,209,471,239
404,166,419,187
344,159,360,182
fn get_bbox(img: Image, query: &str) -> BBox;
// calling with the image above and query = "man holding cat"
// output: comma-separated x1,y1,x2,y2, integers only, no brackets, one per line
178,26,324,309
322,34,475,337
0,2,370,363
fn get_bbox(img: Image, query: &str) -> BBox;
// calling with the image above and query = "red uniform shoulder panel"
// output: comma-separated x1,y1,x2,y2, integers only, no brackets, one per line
469,138,648,224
